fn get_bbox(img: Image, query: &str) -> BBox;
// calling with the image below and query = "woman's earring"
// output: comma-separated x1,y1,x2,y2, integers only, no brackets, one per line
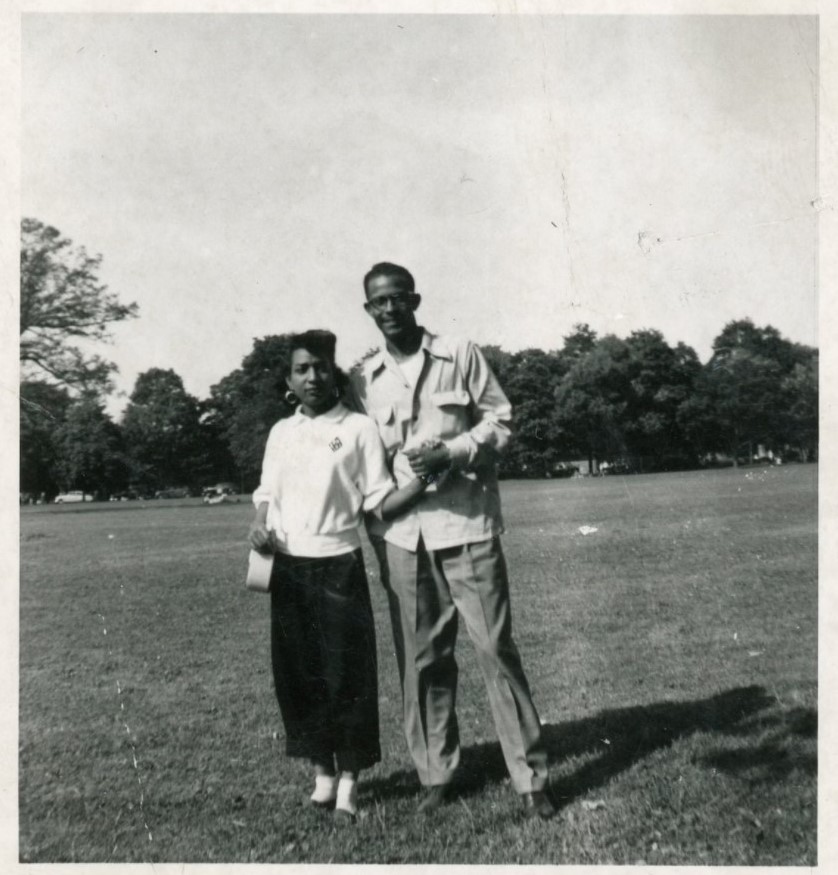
333,386,341,399
284,390,298,405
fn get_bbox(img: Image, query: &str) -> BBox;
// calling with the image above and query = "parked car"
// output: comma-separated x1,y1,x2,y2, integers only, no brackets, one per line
54,490,94,504
109,488,152,501
202,484,240,505
600,461,635,476
155,487,191,499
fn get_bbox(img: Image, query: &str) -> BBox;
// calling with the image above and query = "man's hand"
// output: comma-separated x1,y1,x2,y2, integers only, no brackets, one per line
404,443,451,478
249,521,278,554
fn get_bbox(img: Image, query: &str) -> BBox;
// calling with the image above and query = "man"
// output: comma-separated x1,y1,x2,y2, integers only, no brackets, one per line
351,262,554,819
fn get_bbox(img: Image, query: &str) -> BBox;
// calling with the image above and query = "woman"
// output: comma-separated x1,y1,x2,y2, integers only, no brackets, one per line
249,329,428,822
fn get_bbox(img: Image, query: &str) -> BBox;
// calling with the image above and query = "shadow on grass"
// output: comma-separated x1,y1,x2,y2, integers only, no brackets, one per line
365,685,815,808
701,704,817,782
703,740,816,781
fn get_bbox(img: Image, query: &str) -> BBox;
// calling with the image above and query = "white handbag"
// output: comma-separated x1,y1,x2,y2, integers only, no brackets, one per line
245,549,274,593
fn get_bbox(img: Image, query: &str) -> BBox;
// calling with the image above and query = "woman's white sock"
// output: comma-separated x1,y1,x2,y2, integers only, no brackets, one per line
336,775,358,816
310,774,338,804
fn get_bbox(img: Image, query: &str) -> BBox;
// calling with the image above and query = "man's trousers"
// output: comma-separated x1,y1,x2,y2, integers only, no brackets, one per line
373,534,548,793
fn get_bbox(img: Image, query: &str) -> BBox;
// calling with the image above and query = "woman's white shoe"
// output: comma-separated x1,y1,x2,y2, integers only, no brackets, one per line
335,775,358,820
310,774,338,806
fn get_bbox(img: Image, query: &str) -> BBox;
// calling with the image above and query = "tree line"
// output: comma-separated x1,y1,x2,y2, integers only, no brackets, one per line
20,219,818,500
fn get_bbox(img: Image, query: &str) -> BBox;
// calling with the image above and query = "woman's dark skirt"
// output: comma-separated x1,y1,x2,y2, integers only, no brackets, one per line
269,548,381,772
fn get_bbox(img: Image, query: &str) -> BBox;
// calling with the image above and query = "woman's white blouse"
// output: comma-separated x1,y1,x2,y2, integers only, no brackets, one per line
252,402,395,557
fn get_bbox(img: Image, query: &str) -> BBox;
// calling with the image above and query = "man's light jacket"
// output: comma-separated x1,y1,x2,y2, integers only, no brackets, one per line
351,330,512,552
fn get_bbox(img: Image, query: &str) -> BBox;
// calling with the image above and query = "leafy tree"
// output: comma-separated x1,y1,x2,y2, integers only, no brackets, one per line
194,400,241,487
20,381,72,498
20,218,138,393
777,352,818,460
713,319,812,373
499,348,567,476
677,319,806,464
622,330,701,469
554,335,632,471
480,344,515,387
53,394,127,496
205,336,296,488
683,350,782,463
121,369,205,491
560,323,598,364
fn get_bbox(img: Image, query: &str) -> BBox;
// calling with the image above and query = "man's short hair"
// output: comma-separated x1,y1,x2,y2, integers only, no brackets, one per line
363,262,415,296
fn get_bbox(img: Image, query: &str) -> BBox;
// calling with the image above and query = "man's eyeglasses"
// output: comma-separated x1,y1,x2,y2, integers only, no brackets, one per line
365,293,415,314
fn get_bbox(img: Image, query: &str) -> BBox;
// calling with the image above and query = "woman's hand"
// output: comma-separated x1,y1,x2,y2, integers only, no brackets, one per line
249,520,276,553
404,442,451,478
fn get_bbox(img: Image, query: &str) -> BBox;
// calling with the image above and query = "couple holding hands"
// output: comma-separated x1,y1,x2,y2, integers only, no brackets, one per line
248,262,554,823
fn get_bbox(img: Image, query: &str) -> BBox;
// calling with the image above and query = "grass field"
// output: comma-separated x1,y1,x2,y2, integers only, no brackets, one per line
19,465,817,865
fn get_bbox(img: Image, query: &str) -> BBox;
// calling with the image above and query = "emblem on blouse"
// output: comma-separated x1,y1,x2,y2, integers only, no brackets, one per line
329,437,343,452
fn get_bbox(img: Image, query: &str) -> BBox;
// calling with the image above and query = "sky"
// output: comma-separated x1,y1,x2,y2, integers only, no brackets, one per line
21,14,818,415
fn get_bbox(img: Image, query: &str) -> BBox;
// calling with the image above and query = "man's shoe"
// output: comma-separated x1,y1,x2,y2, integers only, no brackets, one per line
417,784,448,815
521,790,555,820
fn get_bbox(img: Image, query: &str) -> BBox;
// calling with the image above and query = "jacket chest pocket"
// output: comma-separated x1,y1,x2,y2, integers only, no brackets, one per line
429,389,471,437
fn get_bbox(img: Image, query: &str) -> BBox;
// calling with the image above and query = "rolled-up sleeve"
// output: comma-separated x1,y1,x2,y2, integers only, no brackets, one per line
252,425,281,509
357,420,396,516
444,342,512,469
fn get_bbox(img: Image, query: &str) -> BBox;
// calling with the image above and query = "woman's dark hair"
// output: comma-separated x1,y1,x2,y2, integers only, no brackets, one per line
288,329,337,364
363,262,415,296
284,329,348,394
